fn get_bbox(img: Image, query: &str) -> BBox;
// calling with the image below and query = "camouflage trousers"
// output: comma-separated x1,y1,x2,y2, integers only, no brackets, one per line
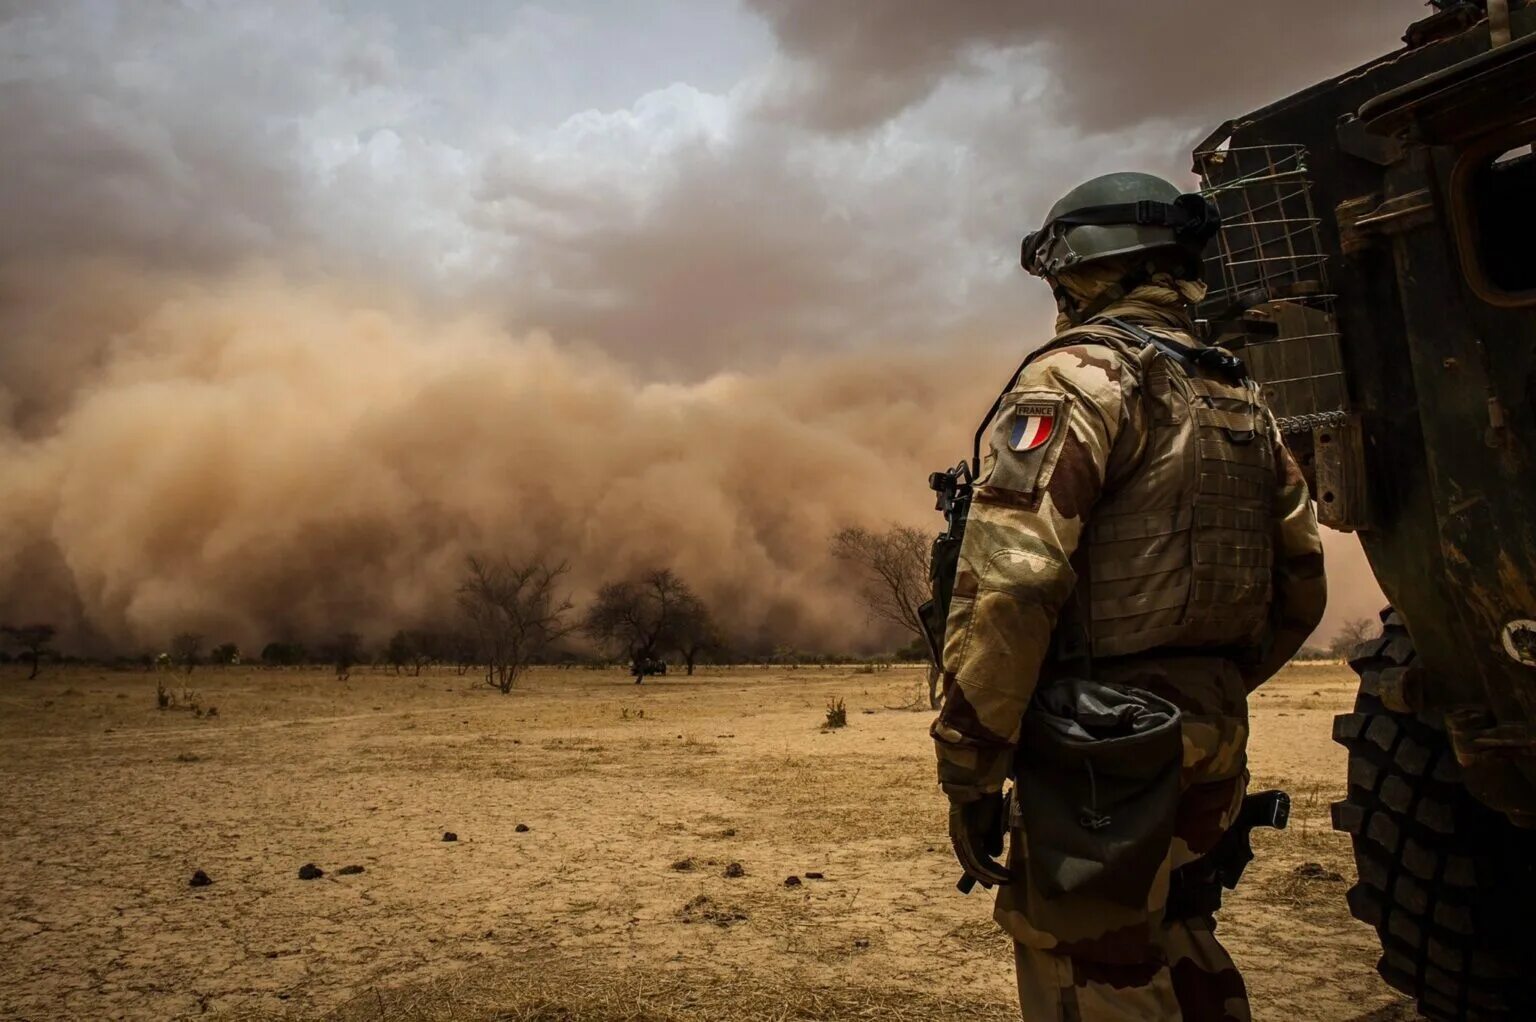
1012,912,1248,1021
999,774,1250,1022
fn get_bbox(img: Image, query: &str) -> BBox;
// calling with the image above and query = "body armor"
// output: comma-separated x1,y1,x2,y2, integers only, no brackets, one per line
1063,320,1276,659
925,316,1276,667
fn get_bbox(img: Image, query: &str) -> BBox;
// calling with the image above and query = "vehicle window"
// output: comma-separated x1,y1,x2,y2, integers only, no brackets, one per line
1466,139,1536,294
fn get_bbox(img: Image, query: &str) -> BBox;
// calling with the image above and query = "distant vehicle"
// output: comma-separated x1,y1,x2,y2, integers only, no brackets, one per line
1192,4,1536,1017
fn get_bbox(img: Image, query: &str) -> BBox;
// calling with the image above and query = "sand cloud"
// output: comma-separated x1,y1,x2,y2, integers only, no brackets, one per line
0,1,1396,652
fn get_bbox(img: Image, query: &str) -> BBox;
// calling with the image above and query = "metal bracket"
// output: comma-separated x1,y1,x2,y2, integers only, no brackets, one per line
1338,190,1436,255
1312,414,1372,532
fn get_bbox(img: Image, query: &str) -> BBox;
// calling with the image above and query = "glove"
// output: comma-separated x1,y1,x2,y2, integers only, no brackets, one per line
948,791,1011,888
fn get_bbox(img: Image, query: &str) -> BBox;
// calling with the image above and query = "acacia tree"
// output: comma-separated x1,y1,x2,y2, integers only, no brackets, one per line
170,632,204,675
457,555,576,693
1331,617,1380,659
386,629,442,676
830,524,938,707
583,568,699,682
3,624,56,680
326,632,363,681
673,592,720,676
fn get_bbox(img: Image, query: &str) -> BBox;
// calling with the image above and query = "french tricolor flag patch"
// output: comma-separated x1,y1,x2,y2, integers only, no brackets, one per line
1009,402,1058,452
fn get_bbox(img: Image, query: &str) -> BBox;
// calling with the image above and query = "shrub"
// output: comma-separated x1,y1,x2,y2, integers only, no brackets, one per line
824,697,848,730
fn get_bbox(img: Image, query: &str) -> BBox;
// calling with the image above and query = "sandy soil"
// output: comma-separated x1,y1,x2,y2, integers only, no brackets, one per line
0,662,1417,1022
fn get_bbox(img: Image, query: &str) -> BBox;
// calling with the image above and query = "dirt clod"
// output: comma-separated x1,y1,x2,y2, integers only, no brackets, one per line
514,823,530,833
298,863,324,880
336,865,365,876
1293,861,1345,883
804,871,824,880
723,862,745,878
442,832,458,842
677,894,747,927
189,870,212,887
784,875,801,887
670,858,695,871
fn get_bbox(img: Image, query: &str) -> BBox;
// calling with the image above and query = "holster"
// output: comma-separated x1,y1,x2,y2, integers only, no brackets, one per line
1013,677,1183,909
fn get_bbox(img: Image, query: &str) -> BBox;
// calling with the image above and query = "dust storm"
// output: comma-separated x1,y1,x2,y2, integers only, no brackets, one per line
0,256,1385,654
0,261,999,654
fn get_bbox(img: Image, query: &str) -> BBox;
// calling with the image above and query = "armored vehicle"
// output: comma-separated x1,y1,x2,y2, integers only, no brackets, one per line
1192,2,1536,1017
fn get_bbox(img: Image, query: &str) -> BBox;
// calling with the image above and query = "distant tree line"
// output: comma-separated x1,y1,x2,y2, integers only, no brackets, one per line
0,523,948,686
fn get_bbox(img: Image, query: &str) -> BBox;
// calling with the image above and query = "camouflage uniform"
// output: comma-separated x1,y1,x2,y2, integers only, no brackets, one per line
932,277,1326,1021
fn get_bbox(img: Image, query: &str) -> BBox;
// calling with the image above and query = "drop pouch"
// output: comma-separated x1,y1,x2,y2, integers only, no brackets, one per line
1013,677,1183,909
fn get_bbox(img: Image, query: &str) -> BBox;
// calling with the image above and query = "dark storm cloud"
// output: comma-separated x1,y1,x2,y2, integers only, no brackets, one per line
473,102,1039,372
748,0,1415,133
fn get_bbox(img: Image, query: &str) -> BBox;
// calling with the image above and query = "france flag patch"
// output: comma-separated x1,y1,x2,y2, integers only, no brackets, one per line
1009,402,1057,452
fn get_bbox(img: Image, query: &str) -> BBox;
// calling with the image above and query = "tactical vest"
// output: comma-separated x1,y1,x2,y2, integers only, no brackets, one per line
1052,320,1277,659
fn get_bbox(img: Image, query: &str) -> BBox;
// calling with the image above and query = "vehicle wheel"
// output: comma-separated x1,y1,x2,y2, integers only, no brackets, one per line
1332,609,1536,1020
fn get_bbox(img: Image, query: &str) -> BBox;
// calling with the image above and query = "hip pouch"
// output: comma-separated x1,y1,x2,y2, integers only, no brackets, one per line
1013,678,1183,909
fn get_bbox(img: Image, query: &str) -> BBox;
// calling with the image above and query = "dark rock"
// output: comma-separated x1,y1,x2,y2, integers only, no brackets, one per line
670,858,695,871
723,862,745,878
1293,861,1345,883
442,832,458,842
298,863,324,880
336,865,365,876
189,870,213,888
804,871,825,880
514,824,530,833
784,875,802,887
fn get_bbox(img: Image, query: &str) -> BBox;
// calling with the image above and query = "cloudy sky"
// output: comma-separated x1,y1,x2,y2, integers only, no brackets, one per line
0,1,1413,649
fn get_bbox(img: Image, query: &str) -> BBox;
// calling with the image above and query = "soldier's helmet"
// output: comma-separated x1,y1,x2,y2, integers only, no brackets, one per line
1021,172,1222,280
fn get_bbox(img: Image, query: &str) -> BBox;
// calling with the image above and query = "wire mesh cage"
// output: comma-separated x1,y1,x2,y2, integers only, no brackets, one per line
1194,143,1349,433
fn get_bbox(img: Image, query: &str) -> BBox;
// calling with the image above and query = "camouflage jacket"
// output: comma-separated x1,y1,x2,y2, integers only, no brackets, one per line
932,297,1326,800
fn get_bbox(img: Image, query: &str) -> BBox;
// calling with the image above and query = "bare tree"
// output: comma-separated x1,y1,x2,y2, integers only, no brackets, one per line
326,632,362,681
445,630,476,676
830,524,938,707
457,555,576,694
1330,617,1380,659
384,630,410,674
673,592,720,676
386,629,441,676
3,624,56,680
170,632,204,675
583,568,696,683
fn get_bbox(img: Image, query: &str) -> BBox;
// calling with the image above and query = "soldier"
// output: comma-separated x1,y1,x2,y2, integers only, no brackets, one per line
928,172,1327,1021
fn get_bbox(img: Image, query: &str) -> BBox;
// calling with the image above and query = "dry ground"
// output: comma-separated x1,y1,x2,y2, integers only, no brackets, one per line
0,662,1416,1022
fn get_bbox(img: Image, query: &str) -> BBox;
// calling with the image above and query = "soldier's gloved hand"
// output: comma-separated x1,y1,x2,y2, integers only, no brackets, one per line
948,791,1011,888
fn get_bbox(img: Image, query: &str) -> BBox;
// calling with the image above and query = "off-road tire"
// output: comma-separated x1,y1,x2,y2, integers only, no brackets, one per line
1331,609,1536,1020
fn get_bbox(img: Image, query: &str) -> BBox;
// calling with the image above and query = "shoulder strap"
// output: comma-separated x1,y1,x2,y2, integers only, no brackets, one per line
1097,315,1248,383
